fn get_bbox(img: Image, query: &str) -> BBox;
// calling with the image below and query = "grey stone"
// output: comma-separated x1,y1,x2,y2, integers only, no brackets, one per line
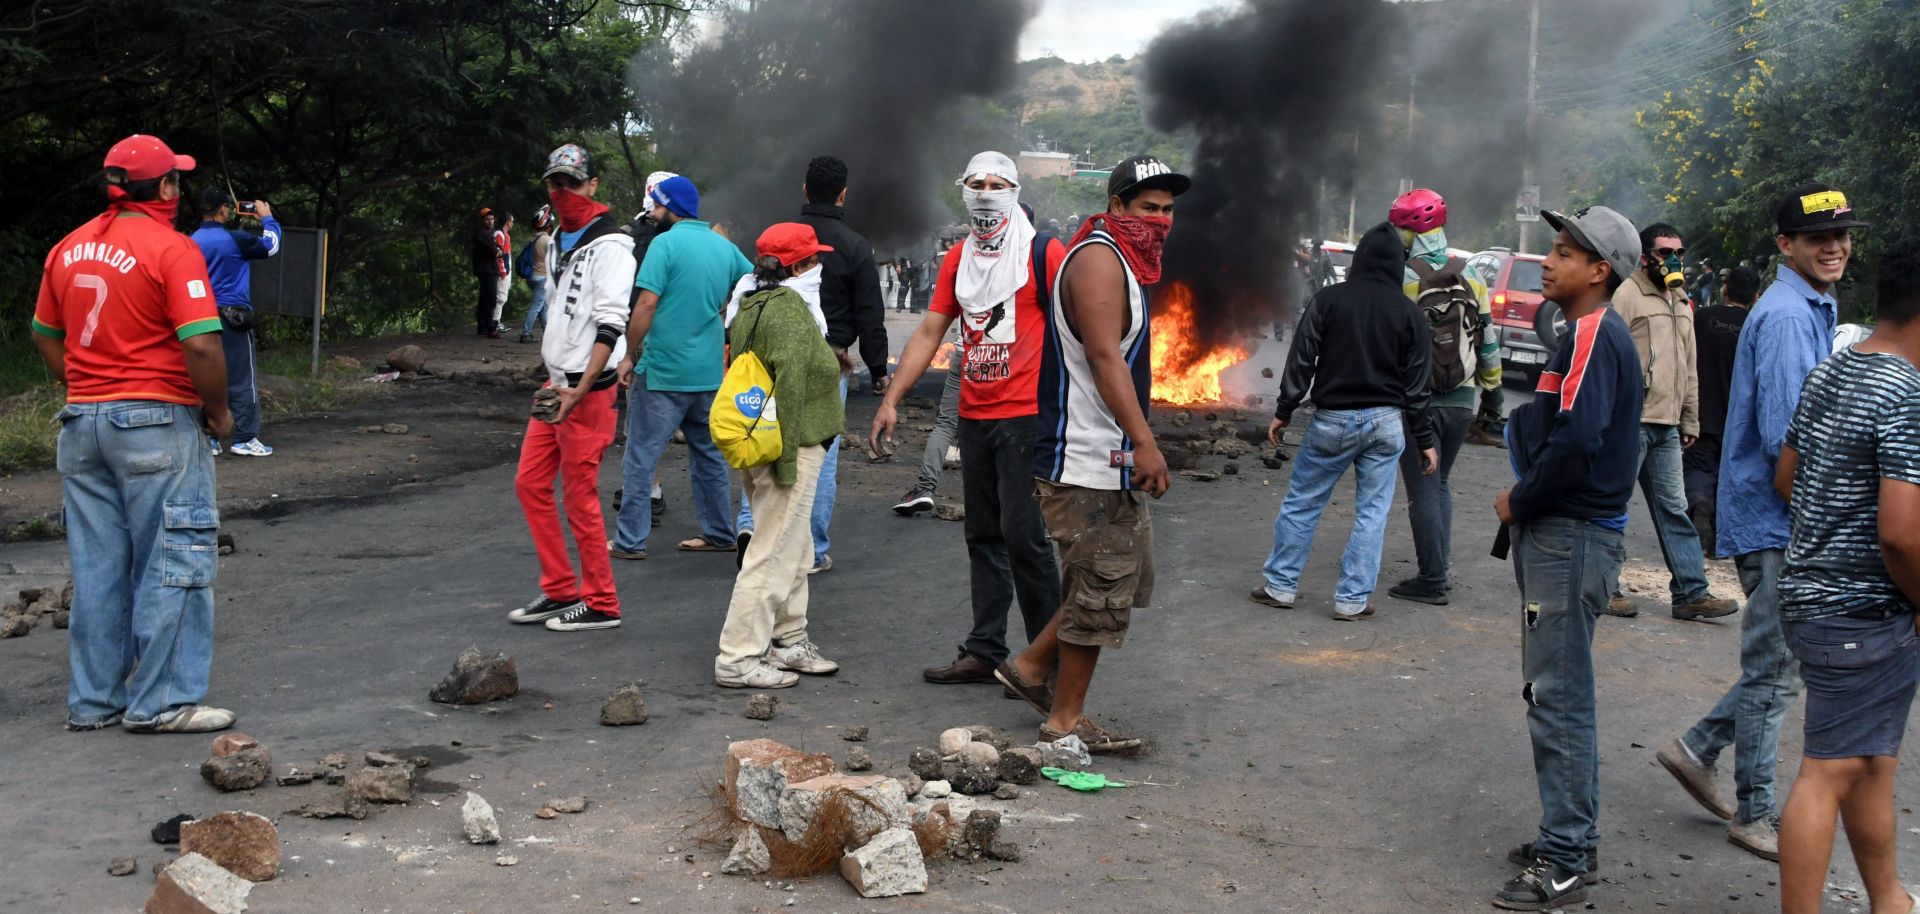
548,795,587,814
1223,462,1241,475
920,780,952,799
291,792,368,820
1170,411,1192,428
907,747,945,781
744,694,777,720
216,533,236,556
319,753,351,770
108,857,137,877
363,751,402,768
993,783,1021,800
846,747,873,771
51,609,68,629
719,827,771,876
838,827,927,898
933,502,965,522
997,747,1043,785
274,766,314,787
938,727,973,754
1214,437,1252,458
956,742,1000,769
963,724,1015,751
986,838,1023,861
778,774,909,844
599,683,648,726
840,725,868,742
146,852,252,914
346,766,412,804
0,611,34,638
953,809,1004,861
461,792,500,845
896,773,924,798
385,345,428,373
428,647,518,705
943,759,999,796
726,739,838,831
1041,748,1089,772
199,748,271,792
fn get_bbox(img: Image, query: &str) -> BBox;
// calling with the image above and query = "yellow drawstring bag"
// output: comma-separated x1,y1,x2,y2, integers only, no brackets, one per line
710,297,782,468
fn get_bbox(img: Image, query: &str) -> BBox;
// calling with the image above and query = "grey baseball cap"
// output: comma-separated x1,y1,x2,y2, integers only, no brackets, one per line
1542,205,1641,284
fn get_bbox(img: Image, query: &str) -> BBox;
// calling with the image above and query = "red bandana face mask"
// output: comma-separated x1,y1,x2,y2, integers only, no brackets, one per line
92,185,179,236
1069,213,1173,284
549,187,609,233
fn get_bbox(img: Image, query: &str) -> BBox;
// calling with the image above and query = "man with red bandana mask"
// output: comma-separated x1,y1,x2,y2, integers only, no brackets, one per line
503,143,636,634
992,155,1186,754
32,135,237,734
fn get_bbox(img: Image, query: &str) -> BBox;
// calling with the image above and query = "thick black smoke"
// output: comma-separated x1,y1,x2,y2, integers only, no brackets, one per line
631,0,1033,253
1141,0,1397,361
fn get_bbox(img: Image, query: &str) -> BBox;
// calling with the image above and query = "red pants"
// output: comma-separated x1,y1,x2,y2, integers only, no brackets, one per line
515,385,620,615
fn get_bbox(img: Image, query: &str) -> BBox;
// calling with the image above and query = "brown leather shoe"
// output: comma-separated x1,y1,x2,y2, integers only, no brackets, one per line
923,647,997,684
1040,717,1143,755
995,661,1053,714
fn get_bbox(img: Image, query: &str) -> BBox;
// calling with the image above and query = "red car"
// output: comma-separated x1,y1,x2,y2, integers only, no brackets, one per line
1464,248,1549,381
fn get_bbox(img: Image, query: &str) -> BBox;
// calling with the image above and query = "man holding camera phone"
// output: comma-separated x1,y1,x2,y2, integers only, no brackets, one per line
192,187,281,457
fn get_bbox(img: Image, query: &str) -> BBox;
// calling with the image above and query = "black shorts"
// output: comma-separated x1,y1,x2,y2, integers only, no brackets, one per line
1784,611,1920,759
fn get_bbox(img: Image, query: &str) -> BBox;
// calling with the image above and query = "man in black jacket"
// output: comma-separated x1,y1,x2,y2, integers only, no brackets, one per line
1250,223,1438,621
473,207,501,336
798,156,890,394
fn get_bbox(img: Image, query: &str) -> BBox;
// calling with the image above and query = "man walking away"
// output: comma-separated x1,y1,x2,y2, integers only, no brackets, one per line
1774,237,1920,914
1653,183,1865,863
1250,222,1439,621
1605,223,1738,621
33,135,236,734
518,205,555,343
1492,206,1643,910
610,175,752,559
505,145,634,633
191,187,281,458
869,151,1064,689
994,155,1186,754
1385,188,1500,606
1684,265,1757,555
790,156,889,570
473,208,500,337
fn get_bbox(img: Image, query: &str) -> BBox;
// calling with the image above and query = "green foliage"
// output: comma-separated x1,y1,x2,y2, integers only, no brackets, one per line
1025,101,1188,173
0,384,61,472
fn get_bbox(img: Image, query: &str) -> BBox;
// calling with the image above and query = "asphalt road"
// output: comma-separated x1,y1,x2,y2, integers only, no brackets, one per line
0,311,1908,913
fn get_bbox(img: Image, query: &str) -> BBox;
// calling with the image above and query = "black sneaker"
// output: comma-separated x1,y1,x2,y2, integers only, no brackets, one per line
1387,577,1449,606
735,529,752,571
893,488,934,516
611,487,623,513
506,595,584,624
651,496,665,519
1493,858,1588,911
544,605,621,631
1505,843,1598,885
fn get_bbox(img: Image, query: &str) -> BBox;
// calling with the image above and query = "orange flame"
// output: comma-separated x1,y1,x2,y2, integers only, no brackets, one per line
1151,282,1248,406
931,341,958,371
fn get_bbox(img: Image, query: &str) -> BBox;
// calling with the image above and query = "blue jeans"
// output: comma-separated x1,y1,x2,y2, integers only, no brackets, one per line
1681,548,1802,823
219,325,260,443
1261,406,1404,614
1620,424,1712,604
736,375,844,564
1513,516,1624,875
520,276,548,337
56,401,220,728
612,374,735,553
1398,405,1472,588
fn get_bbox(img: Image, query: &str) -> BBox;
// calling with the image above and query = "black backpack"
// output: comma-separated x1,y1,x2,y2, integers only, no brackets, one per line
1409,260,1483,393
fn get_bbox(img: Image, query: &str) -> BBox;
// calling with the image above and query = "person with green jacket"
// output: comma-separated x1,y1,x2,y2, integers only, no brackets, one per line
714,223,848,690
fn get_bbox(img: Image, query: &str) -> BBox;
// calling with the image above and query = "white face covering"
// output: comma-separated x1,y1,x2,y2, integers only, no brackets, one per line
954,175,1033,315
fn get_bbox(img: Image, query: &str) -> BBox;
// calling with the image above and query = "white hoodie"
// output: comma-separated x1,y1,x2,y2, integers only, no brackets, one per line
723,265,826,336
540,224,635,388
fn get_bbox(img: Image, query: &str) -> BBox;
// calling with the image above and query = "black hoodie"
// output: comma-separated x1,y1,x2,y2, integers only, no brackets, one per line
1275,222,1436,450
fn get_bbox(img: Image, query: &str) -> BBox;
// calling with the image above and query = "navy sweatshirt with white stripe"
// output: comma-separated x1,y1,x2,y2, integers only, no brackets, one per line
1506,306,1643,524
191,216,282,310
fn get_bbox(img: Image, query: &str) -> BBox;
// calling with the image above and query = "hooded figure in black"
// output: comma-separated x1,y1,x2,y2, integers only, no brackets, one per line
1273,222,1437,452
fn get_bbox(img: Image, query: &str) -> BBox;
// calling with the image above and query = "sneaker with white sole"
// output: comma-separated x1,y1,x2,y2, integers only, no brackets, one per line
770,638,840,675
125,705,236,734
808,554,833,575
1728,815,1780,861
228,439,274,457
506,595,584,624
1655,737,1735,820
208,437,222,457
715,659,800,689
1493,857,1587,911
893,489,934,516
544,604,621,631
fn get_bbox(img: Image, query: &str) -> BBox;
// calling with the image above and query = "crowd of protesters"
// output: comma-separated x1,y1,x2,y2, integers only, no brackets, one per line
27,130,1919,913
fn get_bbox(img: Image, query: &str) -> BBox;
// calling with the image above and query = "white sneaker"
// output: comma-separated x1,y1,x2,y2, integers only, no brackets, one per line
208,437,222,457
770,638,840,675
715,659,800,689
126,705,236,734
229,439,274,457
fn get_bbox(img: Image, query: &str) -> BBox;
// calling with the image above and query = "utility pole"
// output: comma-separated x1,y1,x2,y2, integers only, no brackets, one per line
1519,0,1541,254
1346,132,1359,243
1402,74,1416,196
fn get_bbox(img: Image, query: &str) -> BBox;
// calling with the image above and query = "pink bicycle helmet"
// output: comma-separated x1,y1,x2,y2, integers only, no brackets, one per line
1389,188,1447,233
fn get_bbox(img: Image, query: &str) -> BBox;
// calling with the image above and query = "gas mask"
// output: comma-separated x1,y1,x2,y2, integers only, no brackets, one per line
1650,254,1686,290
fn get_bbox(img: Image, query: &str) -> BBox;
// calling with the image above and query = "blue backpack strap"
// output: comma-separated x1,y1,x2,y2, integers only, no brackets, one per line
1031,235,1052,310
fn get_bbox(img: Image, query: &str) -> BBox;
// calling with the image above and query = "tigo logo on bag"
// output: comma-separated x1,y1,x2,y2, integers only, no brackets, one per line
736,386,769,418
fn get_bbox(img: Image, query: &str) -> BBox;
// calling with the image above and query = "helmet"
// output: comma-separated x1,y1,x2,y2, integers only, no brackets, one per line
533,204,553,230
1389,188,1447,233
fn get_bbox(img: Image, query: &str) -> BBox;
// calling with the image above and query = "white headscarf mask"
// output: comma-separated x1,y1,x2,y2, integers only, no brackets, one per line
954,151,1034,315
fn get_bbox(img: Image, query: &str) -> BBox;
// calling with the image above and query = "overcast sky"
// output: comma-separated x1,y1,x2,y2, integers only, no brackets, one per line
1019,0,1233,62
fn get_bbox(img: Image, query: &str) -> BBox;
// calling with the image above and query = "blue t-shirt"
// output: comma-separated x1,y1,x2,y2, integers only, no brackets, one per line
633,220,754,392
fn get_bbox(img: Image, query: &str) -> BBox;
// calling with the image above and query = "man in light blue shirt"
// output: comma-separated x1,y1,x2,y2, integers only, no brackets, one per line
1653,181,1867,862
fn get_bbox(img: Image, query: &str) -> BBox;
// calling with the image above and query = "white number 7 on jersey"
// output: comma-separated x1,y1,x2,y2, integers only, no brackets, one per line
74,274,108,348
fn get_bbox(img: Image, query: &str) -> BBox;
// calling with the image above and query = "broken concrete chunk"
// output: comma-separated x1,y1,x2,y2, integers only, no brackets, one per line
208,733,259,759
461,793,500,845
951,809,1004,862
956,741,1000,769
719,827,771,877
290,792,368,820
846,747,873,771
725,739,838,831
993,783,1021,800
273,766,313,787
942,758,1000,796
838,827,927,898
938,728,973,755
600,683,649,726
364,751,402,768
896,773,924,798
743,694,778,720
346,766,412,804
907,747,945,781
428,647,518,705
200,748,271,792
920,780,952,799
548,796,587,814
179,811,279,882
963,724,1015,751
986,838,1023,861
777,773,910,844
319,753,350,770
145,852,252,914
997,747,1043,786
108,857,137,877
840,725,868,742
0,612,36,638
933,502,965,522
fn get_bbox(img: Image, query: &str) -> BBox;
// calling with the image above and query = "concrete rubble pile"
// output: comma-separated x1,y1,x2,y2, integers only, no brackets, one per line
0,580,74,638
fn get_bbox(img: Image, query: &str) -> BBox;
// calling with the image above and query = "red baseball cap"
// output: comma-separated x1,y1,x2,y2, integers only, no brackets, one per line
103,135,196,181
756,223,833,267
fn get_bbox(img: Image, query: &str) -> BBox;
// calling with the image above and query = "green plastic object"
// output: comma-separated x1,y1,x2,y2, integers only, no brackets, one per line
1040,767,1129,792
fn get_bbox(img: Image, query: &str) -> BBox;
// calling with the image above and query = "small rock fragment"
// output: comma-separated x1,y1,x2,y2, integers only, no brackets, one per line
179,811,280,882
200,748,271,792
933,502,966,522
956,741,1000,769
938,727,973,755
386,344,428,374
841,725,868,742
319,753,350,770
274,766,314,787
907,747,945,781
993,783,1021,800
146,853,251,914
963,725,1014,751
494,855,518,867
108,857,137,877
838,827,928,898
208,733,258,759
599,683,649,726
408,756,432,769
216,533,236,556
461,792,500,845
1170,411,1192,428
720,828,772,876
347,766,412,804
428,647,519,705
744,694,777,721
291,792,369,820
944,759,1000,796
535,807,557,819
1223,463,1241,475
1182,470,1220,482
846,747,873,771
896,773,924,798
152,814,195,845
953,809,1004,861
2,613,39,638
997,747,1043,785
364,751,402,768
920,780,952,799
548,796,587,814
380,423,409,435
986,839,1023,861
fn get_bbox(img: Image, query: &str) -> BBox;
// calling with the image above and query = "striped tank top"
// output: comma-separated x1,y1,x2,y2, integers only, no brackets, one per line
1033,230,1152,490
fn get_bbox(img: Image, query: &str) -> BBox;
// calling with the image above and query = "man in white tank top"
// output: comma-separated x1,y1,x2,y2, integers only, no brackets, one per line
995,156,1188,754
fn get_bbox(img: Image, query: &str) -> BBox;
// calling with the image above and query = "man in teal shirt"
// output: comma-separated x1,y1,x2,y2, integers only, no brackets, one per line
612,176,753,557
